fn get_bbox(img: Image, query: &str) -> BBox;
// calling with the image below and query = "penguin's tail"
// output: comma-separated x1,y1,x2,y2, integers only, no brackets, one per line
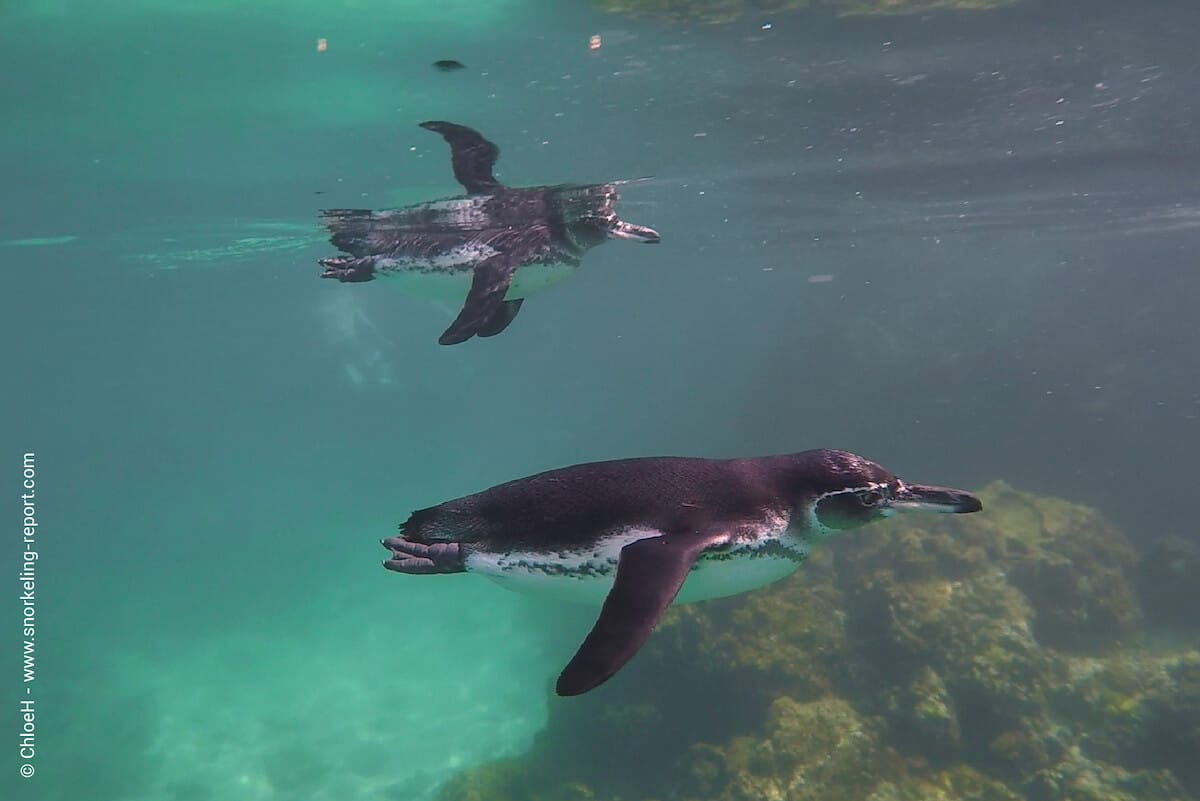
319,209,376,256
398,505,464,544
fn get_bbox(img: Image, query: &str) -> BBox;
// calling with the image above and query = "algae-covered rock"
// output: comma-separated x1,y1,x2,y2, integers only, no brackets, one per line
841,565,1064,777
702,548,850,703
1056,653,1175,764
834,480,1148,778
1137,652,1200,796
840,480,1142,653
868,765,1021,801
1138,535,1200,628
883,665,962,763
502,550,850,799
1026,747,1189,801
680,696,896,801
974,482,1141,649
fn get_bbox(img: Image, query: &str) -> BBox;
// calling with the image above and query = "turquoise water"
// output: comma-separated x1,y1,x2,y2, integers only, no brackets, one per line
4,1,1199,799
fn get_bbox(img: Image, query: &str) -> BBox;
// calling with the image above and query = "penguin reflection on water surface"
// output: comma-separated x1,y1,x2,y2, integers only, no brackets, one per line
382,449,982,696
318,121,660,345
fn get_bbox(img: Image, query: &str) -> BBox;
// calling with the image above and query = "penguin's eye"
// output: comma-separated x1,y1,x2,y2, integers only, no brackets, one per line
857,490,884,507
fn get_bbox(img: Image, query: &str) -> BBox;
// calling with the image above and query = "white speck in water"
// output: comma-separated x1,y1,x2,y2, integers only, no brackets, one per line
808,274,834,283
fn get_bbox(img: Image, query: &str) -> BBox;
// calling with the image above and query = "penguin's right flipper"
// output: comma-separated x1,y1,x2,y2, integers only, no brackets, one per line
439,254,520,345
476,299,524,338
555,529,728,696
419,121,502,195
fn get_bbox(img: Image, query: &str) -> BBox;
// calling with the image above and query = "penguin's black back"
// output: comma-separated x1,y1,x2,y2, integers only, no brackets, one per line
400,451,865,553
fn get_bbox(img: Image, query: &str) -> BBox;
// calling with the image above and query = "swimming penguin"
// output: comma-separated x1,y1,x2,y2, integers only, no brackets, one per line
318,121,660,345
381,448,982,696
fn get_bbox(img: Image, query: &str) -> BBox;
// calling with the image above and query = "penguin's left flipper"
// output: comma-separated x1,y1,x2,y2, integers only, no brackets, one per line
439,254,521,345
556,529,728,696
419,121,502,195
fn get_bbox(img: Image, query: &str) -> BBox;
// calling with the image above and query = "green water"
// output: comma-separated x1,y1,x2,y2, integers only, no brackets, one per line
4,0,1199,799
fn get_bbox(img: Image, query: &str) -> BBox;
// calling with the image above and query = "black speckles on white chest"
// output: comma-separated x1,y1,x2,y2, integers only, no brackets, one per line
465,523,810,605
373,249,579,301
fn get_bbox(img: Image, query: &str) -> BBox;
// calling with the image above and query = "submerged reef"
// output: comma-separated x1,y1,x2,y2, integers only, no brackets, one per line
439,482,1199,801
592,0,1017,24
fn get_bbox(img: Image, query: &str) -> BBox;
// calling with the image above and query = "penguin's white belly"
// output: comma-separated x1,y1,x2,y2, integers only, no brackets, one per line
464,529,806,606
375,249,577,302
507,261,577,297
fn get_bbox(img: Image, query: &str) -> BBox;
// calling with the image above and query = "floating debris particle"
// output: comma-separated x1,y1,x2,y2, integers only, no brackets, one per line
433,59,465,71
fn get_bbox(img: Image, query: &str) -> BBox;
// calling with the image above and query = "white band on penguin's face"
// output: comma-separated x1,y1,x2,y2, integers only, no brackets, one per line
811,482,893,532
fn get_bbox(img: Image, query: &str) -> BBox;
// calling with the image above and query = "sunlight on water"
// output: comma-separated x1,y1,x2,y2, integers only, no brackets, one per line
10,0,521,25
316,289,401,389
118,583,551,801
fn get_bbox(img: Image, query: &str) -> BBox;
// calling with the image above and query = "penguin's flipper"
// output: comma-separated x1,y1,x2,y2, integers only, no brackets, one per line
419,121,502,194
476,299,524,338
556,529,728,696
438,254,519,345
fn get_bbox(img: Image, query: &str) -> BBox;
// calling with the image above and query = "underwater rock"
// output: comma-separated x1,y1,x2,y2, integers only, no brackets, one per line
840,565,1064,778
679,696,895,801
1137,652,1200,796
1137,535,1200,628
502,555,849,799
977,482,1142,650
591,0,1017,25
1040,647,1200,798
1026,746,1189,801
1055,652,1176,766
839,480,1141,652
882,665,963,763
835,480,1149,778
867,765,1022,801
699,548,850,703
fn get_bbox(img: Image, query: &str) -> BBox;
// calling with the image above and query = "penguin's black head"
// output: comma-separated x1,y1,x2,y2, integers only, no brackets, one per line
553,183,660,247
806,449,982,534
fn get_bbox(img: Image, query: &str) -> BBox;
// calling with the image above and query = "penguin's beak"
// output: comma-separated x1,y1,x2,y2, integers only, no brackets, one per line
891,483,983,514
609,221,661,243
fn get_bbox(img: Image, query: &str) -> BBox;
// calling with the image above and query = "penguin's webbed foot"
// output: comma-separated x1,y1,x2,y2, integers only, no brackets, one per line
382,537,465,574
320,256,376,283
